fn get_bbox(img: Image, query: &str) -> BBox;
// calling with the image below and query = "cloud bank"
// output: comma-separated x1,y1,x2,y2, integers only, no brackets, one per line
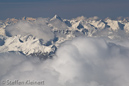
0,37,129,86
5,18,54,43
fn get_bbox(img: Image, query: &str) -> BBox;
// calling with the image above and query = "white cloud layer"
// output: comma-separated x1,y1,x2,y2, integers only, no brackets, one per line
0,37,129,86
5,19,54,43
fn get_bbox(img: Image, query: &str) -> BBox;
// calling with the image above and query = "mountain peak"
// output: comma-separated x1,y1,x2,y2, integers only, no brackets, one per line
75,16,86,21
22,16,27,20
50,15,62,21
22,16,36,21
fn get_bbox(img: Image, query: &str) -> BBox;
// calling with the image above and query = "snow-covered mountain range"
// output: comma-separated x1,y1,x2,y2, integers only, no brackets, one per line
1,15,129,58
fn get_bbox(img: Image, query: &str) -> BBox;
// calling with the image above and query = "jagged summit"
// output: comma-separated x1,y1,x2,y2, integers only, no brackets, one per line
74,16,86,21
22,16,36,21
50,15,62,21
22,16,27,20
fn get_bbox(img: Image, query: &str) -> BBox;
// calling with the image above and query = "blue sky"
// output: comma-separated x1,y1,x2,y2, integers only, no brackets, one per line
0,0,129,20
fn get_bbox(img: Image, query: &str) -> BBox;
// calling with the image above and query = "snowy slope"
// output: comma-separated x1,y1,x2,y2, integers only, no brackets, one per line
1,15,129,58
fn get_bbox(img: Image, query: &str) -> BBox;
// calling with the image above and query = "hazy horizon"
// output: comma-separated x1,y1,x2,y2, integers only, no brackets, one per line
0,0,129,20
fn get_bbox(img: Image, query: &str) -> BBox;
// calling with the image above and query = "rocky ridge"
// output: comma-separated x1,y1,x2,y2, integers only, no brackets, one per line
0,15,129,58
